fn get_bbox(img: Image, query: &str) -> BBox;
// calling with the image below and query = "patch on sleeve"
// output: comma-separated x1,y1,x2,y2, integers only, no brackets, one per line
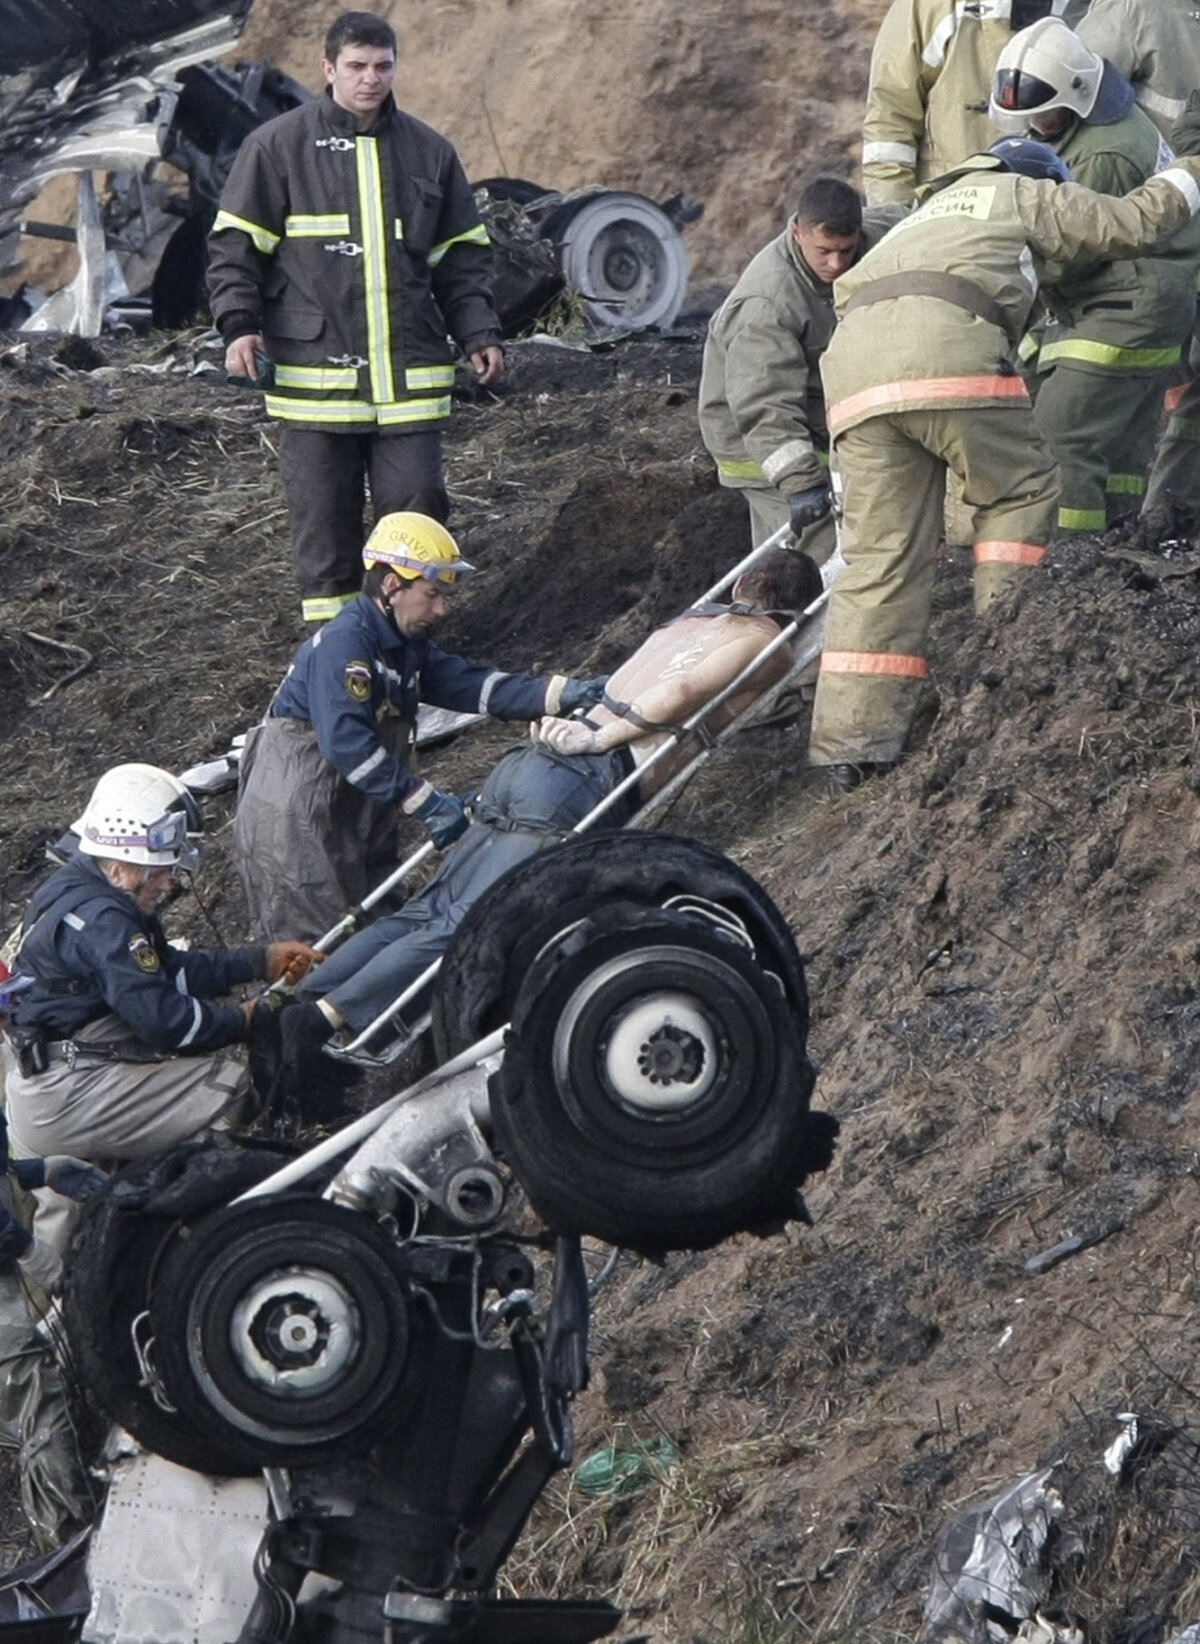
344,661,372,703
128,933,160,973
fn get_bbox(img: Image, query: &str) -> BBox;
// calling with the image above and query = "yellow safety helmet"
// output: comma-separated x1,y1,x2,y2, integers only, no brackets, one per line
362,513,475,586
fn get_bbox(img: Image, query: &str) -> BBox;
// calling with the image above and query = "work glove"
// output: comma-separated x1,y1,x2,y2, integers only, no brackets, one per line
560,675,609,714
1171,90,1200,159
536,717,602,756
403,783,470,850
264,940,325,988
41,1156,109,1202
788,484,833,537
545,674,609,716
17,1236,63,1296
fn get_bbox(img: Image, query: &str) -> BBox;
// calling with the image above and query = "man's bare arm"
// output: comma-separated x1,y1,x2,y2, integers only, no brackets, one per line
536,626,787,756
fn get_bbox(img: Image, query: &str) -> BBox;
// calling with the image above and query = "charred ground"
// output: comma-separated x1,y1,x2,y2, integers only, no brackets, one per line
3,326,1200,1643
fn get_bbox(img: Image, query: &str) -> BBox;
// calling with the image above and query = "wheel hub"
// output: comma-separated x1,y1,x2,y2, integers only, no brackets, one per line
598,990,718,1114
602,243,642,292
637,1022,706,1085
230,1268,360,1393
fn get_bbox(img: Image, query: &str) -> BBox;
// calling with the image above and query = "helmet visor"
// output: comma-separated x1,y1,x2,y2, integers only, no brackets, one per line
391,553,476,587
144,809,190,854
993,68,1060,113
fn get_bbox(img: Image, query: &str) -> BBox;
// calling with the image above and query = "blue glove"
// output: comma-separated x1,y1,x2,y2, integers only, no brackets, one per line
42,1156,110,1202
410,786,470,850
559,676,609,714
788,484,832,536
0,1218,32,1263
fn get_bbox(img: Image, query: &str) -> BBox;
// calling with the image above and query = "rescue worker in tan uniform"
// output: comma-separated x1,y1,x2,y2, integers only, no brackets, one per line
698,178,901,561
990,18,1200,530
861,0,1084,207
1075,2,1200,521
1077,1,1200,140
810,139,1200,792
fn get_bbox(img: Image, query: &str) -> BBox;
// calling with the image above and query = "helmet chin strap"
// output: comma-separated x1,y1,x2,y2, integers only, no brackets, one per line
382,575,421,633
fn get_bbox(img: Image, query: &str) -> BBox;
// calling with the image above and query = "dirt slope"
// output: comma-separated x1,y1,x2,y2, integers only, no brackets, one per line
232,0,888,288
4,324,1200,1643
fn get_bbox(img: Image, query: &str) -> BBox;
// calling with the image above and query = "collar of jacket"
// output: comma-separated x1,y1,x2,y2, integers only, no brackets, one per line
916,153,1008,200
354,589,426,657
319,87,399,137
23,851,136,936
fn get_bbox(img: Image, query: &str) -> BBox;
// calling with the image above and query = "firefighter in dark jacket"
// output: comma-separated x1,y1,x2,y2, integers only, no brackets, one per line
207,10,504,623
1,764,319,1253
232,512,606,944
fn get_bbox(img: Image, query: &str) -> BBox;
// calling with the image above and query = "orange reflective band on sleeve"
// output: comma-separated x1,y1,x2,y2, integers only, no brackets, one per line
1165,383,1188,414
973,540,1046,566
820,650,929,679
828,374,1029,432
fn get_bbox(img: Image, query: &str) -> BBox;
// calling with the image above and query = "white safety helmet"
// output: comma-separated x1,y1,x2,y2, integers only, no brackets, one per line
74,764,202,871
990,18,1105,134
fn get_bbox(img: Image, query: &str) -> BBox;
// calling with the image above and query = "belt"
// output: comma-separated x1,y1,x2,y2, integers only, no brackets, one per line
844,271,1011,338
40,1039,169,1070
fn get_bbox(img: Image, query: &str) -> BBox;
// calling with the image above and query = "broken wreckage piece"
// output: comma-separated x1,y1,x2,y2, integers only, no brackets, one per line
40,837,835,1644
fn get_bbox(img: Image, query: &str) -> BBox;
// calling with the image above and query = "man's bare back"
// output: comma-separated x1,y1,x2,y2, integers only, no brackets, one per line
537,606,795,796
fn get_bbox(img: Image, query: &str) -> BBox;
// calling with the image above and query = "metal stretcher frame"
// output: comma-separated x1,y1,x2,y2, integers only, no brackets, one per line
326,527,838,1063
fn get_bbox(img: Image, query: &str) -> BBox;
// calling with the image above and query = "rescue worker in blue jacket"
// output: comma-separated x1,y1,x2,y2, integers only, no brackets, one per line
232,511,606,944
1,764,319,1253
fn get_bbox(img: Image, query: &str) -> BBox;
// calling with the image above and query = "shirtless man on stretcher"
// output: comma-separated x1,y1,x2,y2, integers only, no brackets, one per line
276,547,821,1093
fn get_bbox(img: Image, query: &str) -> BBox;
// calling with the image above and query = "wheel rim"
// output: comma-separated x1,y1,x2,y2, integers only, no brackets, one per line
544,936,778,1165
559,974,719,1115
155,1208,413,1449
556,195,688,330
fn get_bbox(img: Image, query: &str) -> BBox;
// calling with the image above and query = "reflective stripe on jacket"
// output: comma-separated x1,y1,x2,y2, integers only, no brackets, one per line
822,160,1200,436
1077,0,1200,140
207,92,500,434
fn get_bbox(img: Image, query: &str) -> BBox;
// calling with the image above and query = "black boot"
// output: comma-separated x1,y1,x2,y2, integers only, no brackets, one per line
279,1002,360,1126
825,761,893,797
246,998,285,1110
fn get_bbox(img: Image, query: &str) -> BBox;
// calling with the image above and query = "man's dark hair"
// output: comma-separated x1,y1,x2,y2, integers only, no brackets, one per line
795,176,863,236
324,11,397,62
362,562,395,599
739,547,823,617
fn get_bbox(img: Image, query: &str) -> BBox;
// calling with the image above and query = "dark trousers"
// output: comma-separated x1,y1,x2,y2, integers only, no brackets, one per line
278,428,449,612
297,743,636,1032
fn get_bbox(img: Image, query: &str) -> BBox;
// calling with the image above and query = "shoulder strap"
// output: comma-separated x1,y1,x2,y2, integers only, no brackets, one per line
599,692,682,737
843,270,1011,338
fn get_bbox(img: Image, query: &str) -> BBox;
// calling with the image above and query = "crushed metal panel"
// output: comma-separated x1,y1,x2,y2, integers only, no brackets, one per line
84,1450,266,1644
922,1467,1063,1644
0,0,254,294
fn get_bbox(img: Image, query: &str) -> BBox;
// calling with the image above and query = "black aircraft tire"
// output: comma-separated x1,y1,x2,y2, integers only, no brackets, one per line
489,903,817,1252
432,832,808,1061
62,1143,297,1475
148,1196,414,1470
